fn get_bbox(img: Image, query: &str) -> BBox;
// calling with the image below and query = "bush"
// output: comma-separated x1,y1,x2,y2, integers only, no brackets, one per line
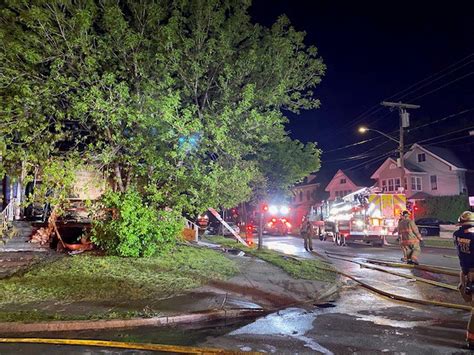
417,194,470,223
91,189,184,257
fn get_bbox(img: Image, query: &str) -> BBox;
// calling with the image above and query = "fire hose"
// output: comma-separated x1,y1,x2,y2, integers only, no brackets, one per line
0,337,253,354
325,253,458,291
324,251,460,276
320,252,470,312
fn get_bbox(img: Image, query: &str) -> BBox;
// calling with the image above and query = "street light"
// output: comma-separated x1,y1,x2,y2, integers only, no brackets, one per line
358,126,400,144
358,125,405,193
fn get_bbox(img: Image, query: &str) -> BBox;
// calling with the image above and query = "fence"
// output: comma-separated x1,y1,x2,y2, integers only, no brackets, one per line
184,218,199,241
1,199,15,233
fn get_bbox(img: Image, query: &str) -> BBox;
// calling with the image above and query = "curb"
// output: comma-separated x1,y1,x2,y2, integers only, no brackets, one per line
0,308,268,334
316,281,341,301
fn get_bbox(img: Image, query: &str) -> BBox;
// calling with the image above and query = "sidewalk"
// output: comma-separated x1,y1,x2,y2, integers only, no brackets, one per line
0,242,338,333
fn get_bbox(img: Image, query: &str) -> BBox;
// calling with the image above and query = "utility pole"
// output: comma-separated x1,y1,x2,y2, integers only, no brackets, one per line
381,102,420,194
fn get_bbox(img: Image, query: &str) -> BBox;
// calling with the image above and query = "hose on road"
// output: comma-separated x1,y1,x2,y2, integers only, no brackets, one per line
326,253,458,291
319,252,470,312
325,251,460,276
0,337,246,354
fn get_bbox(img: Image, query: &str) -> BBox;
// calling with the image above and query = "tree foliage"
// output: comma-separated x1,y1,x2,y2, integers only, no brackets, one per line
91,189,183,257
417,195,470,223
0,0,325,215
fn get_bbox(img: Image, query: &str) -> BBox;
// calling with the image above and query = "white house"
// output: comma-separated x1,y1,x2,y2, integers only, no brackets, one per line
370,144,467,199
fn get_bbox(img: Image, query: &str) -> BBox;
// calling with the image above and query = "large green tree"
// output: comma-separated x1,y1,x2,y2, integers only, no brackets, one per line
0,0,324,214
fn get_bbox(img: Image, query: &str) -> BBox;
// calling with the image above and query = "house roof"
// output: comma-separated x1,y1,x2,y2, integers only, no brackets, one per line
343,168,375,187
406,143,466,170
422,145,465,169
371,157,426,179
404,161,426,173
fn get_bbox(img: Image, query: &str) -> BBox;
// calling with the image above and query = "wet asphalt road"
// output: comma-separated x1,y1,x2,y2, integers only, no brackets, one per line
199,235,471,354
0,235,470,354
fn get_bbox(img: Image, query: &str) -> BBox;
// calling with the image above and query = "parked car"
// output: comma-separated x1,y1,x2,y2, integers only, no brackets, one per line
415,218,453,236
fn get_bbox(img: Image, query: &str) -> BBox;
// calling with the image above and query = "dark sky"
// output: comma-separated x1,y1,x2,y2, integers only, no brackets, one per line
251,1,474,171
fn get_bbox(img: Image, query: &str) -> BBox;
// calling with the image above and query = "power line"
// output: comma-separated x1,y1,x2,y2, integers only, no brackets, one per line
339,53,474,130
324,108,472,155
345,150,396,171
409,72,474,102
416,125,474,145
323,137,381,153
384,53,473,102
391,60,474,103
408,108,474,133
323,150,387,163
425,135,474,146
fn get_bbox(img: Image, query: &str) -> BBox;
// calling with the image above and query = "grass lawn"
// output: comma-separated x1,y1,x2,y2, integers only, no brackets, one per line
205,236,336,282
0,245,237,309
423,237,455,249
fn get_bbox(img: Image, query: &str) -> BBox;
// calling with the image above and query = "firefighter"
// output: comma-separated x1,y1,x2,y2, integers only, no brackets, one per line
453,211,474,349
397,210,423,264
394,212,409,262
300,215,314,252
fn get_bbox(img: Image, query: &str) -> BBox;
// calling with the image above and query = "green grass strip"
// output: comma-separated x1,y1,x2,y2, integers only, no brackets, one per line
205,236,336,282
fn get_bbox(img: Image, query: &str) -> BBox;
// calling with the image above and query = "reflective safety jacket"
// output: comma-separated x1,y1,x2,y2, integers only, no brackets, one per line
397,218,421,245
454,225,474,274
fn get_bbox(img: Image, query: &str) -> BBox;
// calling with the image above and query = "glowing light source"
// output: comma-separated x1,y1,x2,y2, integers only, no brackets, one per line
280,206,290,215
269,205,278,215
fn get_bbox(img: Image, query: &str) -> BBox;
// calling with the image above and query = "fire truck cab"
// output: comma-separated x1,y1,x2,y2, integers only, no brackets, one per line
321,188,406,247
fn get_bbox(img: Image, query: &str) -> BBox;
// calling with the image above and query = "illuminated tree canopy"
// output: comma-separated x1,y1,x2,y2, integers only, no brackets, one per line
0,0,324,213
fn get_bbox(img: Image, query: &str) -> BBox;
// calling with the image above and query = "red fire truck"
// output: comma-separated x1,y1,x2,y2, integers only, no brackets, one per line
318,189,406,247
263,204,292,235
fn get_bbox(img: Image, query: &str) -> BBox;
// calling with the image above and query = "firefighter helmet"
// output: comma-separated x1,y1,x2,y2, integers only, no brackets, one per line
401,210,411,217
458,211,474,226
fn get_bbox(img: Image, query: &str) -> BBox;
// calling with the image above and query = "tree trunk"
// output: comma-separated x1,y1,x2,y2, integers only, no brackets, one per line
114,164,125,193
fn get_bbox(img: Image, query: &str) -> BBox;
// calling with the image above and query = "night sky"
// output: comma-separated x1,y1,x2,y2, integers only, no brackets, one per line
251,1,474,172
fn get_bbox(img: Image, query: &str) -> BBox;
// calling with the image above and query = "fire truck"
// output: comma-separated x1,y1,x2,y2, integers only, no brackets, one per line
315,188,406,247
263,204,292,235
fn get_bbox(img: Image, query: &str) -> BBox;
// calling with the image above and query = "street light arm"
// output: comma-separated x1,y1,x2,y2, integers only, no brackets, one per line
366,128,400,144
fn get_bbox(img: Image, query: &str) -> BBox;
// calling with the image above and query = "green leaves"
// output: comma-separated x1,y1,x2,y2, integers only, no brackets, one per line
91,189,184,257
1,0,324,219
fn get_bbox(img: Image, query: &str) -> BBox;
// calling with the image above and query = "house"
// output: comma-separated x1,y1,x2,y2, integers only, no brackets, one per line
1,167,106,221
405,144,467,196
324,169,374,201
371,143,467,199
291,173,321,225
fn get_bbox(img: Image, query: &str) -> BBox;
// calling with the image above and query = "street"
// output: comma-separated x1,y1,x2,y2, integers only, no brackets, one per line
0,234,470,354
198,234,470,354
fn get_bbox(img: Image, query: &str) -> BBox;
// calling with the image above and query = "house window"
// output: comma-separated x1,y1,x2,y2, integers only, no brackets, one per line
382,180,387,191
404,177,408,190
395,178,401,191
340,178,346,184
388,179,394,192
417,153,426,162
430,175,437,191
411,176,422,191
299,191,303,202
